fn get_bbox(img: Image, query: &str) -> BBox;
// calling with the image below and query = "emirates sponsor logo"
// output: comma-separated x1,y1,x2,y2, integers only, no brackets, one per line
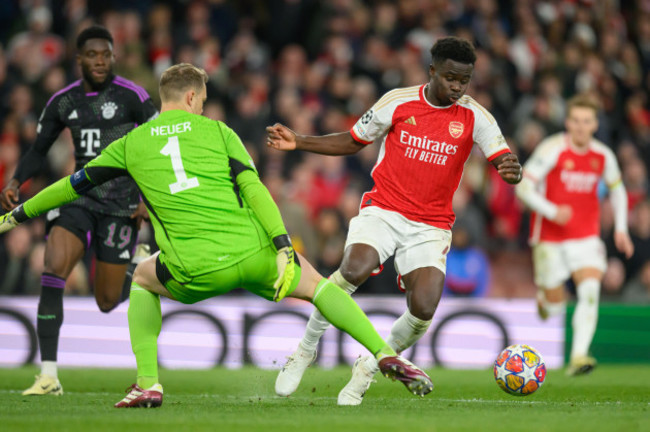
560,170,599,193
399,130,459,165
399,130,458,154
449,121,464,138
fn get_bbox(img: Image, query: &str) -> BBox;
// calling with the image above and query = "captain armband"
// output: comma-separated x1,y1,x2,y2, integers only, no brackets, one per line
69,169,95,194
272,234,293,251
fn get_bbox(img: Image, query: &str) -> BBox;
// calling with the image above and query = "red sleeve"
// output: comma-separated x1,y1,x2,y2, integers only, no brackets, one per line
487,148,511,162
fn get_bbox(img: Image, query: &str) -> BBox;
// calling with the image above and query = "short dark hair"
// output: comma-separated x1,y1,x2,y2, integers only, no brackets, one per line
159,63,209,102
430,37,476,66
76,25,113,50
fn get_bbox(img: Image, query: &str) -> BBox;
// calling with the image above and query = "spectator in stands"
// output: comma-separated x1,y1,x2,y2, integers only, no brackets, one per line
0,1,649,299
444,222,491,298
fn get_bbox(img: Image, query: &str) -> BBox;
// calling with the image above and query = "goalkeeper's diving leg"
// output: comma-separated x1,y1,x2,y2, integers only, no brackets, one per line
278,251,433,399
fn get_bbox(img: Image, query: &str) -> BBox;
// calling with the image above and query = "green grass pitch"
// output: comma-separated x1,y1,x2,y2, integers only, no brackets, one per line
1,366,649,432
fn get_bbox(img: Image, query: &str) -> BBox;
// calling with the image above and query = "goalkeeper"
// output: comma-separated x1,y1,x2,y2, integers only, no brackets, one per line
0,63,432,408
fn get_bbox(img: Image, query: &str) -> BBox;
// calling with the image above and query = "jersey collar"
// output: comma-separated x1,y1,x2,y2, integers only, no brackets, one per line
421,84,456,109
564,133,592,155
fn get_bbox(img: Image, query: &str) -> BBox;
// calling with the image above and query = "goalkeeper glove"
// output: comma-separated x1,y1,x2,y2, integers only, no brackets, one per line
0,205,25,234
272,234,295,302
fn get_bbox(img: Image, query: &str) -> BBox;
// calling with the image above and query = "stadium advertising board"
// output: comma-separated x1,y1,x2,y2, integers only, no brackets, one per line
0,296,564,369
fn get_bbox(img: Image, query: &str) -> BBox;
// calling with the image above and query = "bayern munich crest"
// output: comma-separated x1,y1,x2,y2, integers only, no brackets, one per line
101,101,118,119
449,121,464,138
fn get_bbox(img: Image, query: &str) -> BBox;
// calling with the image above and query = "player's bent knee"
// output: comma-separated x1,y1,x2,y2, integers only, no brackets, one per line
338,267,366,287
408,303,436,321
543,286,565,303
96,297,119,313
132,264,152,288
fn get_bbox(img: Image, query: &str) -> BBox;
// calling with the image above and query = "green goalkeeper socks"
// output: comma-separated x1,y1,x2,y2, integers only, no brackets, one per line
128,283,162,389
311,278,396,359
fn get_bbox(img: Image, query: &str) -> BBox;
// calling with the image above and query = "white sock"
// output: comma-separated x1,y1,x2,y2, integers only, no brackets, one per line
41,361,58,378
298,270,358,353
537,289,566,316
386,309,432,353
571,278,600,360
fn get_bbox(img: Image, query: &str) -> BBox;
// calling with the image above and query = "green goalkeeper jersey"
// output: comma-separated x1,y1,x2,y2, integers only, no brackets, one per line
80,110,281,280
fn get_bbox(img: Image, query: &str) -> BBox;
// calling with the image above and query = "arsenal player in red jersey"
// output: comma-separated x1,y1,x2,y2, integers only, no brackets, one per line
267,37,522,404
515,94,634,376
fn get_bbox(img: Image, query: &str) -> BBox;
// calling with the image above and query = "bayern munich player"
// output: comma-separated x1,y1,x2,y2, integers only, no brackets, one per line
267,37,522,405
515,94,634,376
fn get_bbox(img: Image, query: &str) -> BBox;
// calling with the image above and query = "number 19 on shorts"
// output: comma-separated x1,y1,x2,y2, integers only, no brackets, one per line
160,136,200,194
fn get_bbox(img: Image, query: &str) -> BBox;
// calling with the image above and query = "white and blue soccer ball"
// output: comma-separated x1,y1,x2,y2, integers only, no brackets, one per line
494,344,547,396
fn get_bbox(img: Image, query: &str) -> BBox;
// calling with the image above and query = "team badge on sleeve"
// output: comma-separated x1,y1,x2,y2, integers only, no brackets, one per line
360,109,374,125
354,109,374,137
449,121,464,138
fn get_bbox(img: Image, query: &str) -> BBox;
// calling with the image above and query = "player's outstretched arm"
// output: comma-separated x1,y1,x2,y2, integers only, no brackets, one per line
0,179,21,211
1,143,58,211
0,173,84,234
0,163,125,235
266,123,364,156
515,175,572,224
236,168,297,301
1,95,68,211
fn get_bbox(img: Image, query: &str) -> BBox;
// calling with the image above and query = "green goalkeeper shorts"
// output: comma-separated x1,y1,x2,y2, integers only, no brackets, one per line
157,245,302,304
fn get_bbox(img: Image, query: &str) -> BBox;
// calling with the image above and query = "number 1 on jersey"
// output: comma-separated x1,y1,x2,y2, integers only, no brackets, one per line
160,136,199,194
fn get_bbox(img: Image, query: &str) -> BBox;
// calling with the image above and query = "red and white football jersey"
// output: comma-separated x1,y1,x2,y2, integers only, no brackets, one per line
350,84,510,229
523,133,622,243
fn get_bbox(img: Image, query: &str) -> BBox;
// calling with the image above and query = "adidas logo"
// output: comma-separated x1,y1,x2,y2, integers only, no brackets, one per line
119,250,131,260
404,116,416,125
68,110,78,120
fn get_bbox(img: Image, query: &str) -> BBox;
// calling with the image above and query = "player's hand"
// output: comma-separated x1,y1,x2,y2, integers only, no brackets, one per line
266,123,297,151
0,209,20,234
0,179,20,211
130,202,150,230
614,231,634,259
553,205,572,225
273,246,296,302
495,153,523,184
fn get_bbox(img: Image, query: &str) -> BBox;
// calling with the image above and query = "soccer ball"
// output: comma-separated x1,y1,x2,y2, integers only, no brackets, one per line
493,344,546,396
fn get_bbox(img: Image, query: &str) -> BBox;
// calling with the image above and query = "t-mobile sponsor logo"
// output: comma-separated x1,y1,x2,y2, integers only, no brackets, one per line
80,129,101,157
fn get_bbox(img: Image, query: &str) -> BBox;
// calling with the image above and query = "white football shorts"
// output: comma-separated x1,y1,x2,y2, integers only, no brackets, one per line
532,236,607,289
345,206,452,275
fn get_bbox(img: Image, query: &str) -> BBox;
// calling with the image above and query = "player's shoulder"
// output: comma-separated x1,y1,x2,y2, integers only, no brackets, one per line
179,114,236,139
526,133,567,163
456,95,497,124
210,118,241,141
111,75,151,102
588,138,616,158
191,113,223,130
537,133,567,152
375,85,421,110
45,79,82,107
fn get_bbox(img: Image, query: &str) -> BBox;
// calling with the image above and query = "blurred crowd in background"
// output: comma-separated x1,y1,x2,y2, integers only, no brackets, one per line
0,0,649,302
